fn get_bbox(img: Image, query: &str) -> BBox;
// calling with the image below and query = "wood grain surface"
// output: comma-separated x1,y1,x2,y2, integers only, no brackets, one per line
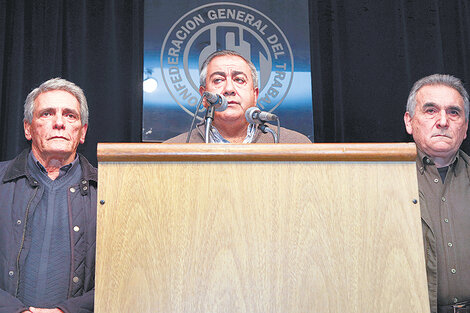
97,142,417,162
95,153,428,313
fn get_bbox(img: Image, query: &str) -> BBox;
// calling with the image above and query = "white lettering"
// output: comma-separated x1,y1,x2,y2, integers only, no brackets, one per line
235,10,246,22
217,8,226,19
176,31,186,40
207,9,217,20
267,34,278,44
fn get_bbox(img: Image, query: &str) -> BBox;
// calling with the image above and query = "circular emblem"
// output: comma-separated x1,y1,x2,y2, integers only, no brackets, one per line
161,2,294,116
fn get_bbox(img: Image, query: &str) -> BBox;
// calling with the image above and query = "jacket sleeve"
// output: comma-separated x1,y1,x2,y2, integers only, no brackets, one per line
0,288,28,313
56,288,94,313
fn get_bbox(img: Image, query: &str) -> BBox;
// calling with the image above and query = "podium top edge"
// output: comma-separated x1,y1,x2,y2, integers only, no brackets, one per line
96,143,417,162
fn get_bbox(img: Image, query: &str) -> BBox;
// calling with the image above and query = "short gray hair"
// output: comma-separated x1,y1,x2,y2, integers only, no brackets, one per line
24,77,89,125
406,74,469,120
199,50,259,89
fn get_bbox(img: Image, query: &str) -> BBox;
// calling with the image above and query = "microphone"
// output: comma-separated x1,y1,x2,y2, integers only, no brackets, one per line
245,107,278,124
203,92,228,111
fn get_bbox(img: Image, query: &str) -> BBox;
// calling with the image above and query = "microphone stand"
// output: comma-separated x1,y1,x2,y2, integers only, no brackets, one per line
186,95,204,143
258,122,279,143
204,104,216,143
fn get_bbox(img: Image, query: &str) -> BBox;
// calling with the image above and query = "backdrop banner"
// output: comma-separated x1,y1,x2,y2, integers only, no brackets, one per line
143,0,313,141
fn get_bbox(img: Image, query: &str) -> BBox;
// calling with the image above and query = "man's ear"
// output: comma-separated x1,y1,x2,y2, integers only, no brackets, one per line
464,121,468,140
253,87,259,104
79,124,88,144
199,86,208,108
404,112,413,135
24,120,32,141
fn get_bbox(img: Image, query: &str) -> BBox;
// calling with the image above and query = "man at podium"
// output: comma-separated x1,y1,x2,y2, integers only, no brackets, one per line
0,78,96,313
165,50,311,143
404,74,470,313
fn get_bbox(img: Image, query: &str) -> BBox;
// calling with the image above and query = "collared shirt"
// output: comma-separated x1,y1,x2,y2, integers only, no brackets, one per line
209,124,256,143
31,152,78,179
416,149,470,306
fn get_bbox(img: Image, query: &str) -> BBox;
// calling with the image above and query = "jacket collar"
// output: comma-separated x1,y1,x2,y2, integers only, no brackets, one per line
78,153,98,183
3,149,32,183
3,149,97,187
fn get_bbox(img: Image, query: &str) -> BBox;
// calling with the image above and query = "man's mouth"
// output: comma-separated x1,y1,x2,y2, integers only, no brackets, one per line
432,133,451,139
49,136,68,140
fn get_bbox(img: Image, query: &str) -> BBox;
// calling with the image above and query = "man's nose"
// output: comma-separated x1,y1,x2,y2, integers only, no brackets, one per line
436,110,449,128
223,78,236,96
53,114,66,129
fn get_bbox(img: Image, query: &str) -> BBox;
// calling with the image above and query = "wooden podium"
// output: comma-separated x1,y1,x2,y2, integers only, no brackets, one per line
95,143,429,313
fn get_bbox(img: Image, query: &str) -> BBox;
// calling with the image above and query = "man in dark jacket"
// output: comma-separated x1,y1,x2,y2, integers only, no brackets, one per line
0,78,97,313
404,74,470,313
165,50,311,143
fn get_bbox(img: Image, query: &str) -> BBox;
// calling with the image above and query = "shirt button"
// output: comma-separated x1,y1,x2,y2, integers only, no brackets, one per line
433,178,439,183
70,187,76,193
73,276,79,283
8,271,14,276
451,268,457,274
16,220,21,225
442,197,446,202
444,218,449,223
73,226,80,232
454,297,459,303
82,180,87,185
83,186,88,191
448,242,453,247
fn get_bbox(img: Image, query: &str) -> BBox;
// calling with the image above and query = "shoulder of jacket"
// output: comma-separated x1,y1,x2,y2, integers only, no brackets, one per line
279,127,312,143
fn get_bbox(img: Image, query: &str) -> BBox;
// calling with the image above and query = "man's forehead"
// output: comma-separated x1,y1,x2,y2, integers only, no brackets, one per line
208,55,250,74
34,90,80,111
36,90,78,103
416,84,464,106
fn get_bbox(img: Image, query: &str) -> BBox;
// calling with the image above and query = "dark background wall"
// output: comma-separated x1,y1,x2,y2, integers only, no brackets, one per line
1,0,470,166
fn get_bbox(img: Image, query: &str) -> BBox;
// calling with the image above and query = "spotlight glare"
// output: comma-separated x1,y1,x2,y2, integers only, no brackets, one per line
143,78,158,93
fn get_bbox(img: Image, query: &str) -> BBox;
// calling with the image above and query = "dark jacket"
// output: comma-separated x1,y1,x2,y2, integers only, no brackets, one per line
0,149,97,313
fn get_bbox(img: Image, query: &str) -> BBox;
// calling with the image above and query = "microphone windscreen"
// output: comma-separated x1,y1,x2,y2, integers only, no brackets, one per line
215,95,228,112
245,107,261,124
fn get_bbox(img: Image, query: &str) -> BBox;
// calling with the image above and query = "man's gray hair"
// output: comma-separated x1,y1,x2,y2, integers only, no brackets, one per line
199,50,259,89
24,77,89,125
406,74,469,120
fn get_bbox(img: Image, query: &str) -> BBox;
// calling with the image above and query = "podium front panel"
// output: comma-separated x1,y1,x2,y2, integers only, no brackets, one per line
95,143,429,313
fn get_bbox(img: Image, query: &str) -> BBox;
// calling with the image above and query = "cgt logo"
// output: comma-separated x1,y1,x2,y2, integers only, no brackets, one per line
160,2,294,116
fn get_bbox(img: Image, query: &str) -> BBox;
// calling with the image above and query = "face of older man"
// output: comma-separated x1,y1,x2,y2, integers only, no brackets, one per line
24,90,88,164
200,55,259,126
404,84,468,164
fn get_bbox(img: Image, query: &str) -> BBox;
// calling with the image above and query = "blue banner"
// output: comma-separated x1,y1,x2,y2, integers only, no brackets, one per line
144,1,313,141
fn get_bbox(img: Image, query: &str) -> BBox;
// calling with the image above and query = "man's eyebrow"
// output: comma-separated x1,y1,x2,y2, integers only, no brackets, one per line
447,105,463,112
37,107,79,116
37,107,56,114
422,102,462,112
63,107,79,113
231,70,247,77
422,102,437,108
209,71,227,78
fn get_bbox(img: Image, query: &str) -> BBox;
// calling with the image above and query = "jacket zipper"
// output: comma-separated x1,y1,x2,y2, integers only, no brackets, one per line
14,186,39,297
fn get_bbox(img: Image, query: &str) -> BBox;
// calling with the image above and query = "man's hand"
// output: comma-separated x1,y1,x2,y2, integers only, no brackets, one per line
28,308,64,313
